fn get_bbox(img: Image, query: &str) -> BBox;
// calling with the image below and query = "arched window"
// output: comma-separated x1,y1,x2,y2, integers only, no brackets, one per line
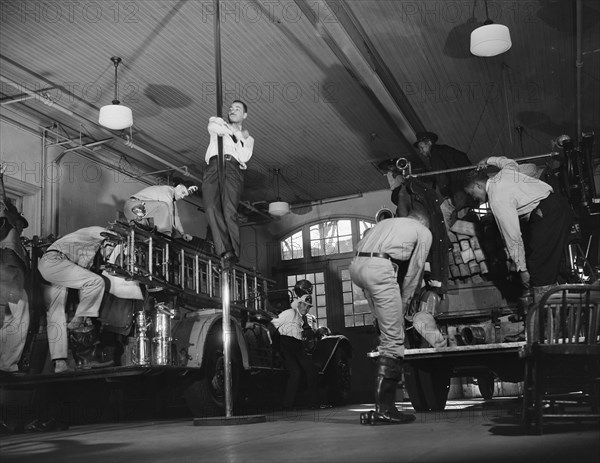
280,218,374,261
276,217,376,330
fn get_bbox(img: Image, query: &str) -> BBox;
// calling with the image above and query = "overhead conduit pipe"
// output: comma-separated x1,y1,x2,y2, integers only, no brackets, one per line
122,135,195,181
0,74,202,184
0,75,75,117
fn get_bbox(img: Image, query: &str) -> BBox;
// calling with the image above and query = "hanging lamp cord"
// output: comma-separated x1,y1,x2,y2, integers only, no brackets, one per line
111,56,122,104
483,0,493,24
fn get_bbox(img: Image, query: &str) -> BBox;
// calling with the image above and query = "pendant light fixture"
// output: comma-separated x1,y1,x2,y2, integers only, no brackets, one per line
470,0,512,57
268,168,290,217
99,57,133,130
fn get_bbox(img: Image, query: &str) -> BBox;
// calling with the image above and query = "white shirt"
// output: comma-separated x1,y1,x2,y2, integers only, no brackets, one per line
270,306,304,340
485,156,553,271
355,217,432,308
46,226,107,268
131,185,184,235
204,117,254,168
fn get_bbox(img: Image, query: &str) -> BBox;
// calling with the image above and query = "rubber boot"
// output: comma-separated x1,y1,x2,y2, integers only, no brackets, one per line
360,356,416,425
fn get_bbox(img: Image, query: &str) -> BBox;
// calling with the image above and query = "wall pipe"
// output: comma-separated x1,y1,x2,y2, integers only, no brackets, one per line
122,135,201,183
0,94,36,105
290,192,364,210
407,151,560,178
55,138,113,163
0,75,74,117
0,73,202,184
60,138,113,154
41,128,49,235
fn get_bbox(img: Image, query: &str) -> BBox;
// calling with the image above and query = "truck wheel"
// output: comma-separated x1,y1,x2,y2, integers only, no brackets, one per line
477,373,495,400
404,363,427,412
324,348,352,406
183,335,242,417
404,363,450,412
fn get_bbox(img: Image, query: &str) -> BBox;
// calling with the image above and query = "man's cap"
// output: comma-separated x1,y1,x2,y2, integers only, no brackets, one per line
293,279,313,296
413,131,438,147
4,199,28,229
15,214,28,229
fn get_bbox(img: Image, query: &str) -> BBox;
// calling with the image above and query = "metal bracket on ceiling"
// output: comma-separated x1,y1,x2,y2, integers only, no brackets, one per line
130,165,190,179
239,200,274,220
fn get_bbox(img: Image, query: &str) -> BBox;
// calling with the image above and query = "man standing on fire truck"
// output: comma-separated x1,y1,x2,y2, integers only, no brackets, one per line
464,156,574,301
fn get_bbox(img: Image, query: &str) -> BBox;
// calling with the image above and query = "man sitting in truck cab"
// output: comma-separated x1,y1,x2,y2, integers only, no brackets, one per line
269,293,319,410
291,279,318,351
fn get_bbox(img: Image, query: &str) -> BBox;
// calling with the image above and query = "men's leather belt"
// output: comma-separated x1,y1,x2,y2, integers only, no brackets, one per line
209,154,238,163
356,252,391,260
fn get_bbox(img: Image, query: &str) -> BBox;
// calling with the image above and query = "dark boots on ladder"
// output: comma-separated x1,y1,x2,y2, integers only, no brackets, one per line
360,356,416,425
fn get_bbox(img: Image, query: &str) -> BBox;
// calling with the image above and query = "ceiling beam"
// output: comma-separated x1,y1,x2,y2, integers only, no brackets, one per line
294,0,424,151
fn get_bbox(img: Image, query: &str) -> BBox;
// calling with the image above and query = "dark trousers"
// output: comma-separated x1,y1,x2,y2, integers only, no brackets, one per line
523,193,574,286
279,335,318,408
201,160,244,256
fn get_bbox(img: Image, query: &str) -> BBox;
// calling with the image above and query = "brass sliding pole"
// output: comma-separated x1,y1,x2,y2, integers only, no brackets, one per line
213,0,233,419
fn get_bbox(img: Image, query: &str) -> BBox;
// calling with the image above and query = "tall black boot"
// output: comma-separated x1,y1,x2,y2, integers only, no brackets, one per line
360,356,416,425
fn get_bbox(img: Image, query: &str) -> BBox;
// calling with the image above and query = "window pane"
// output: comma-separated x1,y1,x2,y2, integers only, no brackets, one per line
310,235,325,256
358,220,375,239
338,235,353,253
324,237,338,255
281,230,303,260
279,218,379,330
315,294,326,307
309,224,322,240
309,219,355,257
354,317,366,327
338,220,351,235
340,266,373,328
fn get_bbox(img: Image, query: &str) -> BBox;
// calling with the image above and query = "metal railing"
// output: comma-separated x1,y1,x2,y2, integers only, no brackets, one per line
104,221,272,313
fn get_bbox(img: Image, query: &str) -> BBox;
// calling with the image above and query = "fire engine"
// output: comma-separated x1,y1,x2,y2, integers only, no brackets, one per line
0,220,352,428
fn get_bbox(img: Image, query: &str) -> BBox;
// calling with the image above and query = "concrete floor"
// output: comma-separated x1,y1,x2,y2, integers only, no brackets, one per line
1,397,598,463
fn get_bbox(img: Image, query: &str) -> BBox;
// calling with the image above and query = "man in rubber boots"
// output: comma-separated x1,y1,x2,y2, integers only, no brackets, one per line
349,210,432,424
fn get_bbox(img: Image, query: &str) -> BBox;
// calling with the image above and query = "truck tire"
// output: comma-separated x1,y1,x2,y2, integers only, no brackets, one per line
476,373,495,400
404,363,450,412
183,334,243,417
324,348,352,406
